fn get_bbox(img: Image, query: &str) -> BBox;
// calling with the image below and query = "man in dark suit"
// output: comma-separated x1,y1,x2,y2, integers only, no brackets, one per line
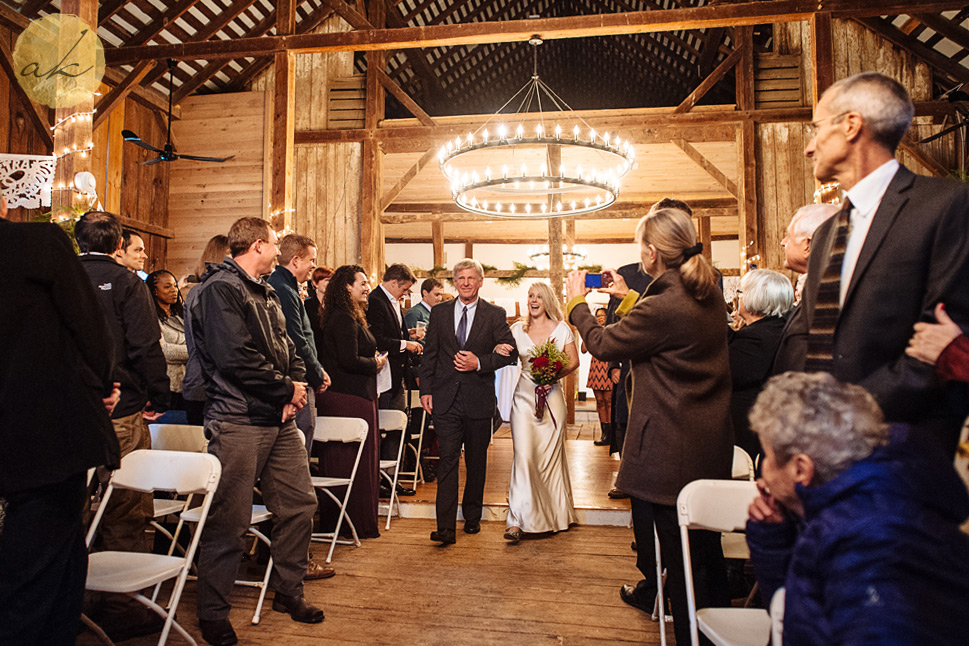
0,202,121,646
788,71,969,454
420,259,517,544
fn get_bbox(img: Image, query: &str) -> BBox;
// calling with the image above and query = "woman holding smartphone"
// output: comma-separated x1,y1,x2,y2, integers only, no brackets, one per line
566,207,732,646
317,265,388,539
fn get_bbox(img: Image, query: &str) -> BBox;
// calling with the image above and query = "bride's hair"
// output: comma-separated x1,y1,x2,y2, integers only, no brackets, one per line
521,281,563,332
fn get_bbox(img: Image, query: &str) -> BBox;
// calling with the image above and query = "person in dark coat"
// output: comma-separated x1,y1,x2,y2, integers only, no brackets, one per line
747,372,969,646
317,265,388,539
0,206,121,646
305,265,333,363
728,269,793,459
566,207,732,646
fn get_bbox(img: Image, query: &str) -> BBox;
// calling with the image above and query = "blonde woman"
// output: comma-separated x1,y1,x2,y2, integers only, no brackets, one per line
498,282,579,543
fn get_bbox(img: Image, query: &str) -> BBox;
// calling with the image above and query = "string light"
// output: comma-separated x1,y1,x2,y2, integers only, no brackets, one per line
54,144,94,160
50,110,96,132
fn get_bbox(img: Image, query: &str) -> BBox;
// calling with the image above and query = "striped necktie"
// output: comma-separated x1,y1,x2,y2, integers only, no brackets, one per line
805,199,852,373
456,305,468,349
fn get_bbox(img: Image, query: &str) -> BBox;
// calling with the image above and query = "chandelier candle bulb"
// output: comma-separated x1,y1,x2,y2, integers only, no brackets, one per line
483,129,489,143
573,125,579,141
555,125,561,139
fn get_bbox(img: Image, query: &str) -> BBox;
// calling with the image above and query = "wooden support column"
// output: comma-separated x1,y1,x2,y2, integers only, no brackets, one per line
735,26,755,111
464,242,473,259
699,216,712,262
563,215,577,425
360,0,386,279
53,0,97,210
738,120,758,272
271,0,296,231
810,12,835,105
432,221,444,267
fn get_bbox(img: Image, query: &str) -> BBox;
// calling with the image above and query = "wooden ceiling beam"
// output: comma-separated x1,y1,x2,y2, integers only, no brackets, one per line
673,46,742,113
93,60,156,130
106,1,969,65
380,146,438,212
389,236,740,246
376,68,435,126
17,0,49,19
126,0,203,48
98,0,128,26
318,0,372,30
0,3,29,31
101,66,181,116
671,138,738,196
913,12,969,60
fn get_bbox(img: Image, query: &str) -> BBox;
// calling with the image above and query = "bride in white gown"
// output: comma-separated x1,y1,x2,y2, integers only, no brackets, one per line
499,282,580,543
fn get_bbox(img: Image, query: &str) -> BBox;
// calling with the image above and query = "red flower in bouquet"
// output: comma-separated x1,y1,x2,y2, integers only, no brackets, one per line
526,338,569,422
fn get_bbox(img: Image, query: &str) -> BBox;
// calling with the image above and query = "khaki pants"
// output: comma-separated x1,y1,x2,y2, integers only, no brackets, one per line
95,411,153,552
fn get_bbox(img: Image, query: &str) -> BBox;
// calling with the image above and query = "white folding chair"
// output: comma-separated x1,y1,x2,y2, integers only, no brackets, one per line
732,446,755,481
769,588,785,646
310,416,369,563
397,390,428,489
378,409,409,530
84,450,221,646
148,425,208,557
677,479,771,646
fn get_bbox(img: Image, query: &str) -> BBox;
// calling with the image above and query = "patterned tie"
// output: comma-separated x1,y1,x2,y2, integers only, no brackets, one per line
456,305,468,349
805,199,852,373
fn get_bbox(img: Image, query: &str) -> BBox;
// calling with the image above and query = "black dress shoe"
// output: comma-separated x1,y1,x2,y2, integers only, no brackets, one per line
608,488,630,499
619,583,657,614
396,483,416,496
463,521,480,534
430,528,456,544
594,438,610,446
199,618,238,646
272,592,325,623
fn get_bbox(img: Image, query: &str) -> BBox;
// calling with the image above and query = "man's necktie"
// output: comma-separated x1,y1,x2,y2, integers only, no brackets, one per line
456,305,468,349
805,199,852,373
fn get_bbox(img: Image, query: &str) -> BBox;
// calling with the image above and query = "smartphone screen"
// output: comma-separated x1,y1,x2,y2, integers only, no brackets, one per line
585,273,603,288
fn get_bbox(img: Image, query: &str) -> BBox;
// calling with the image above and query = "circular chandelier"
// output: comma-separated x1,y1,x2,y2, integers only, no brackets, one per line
439,36,635,219
528,244,588,270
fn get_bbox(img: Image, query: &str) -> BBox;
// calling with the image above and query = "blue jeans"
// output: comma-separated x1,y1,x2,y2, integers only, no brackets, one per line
196,419,316,621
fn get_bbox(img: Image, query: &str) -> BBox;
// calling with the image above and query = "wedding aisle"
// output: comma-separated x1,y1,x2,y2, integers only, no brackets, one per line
79,517,666,645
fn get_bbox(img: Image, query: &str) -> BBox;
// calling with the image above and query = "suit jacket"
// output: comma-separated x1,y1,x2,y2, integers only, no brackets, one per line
321,307,379,401
771,301,806,374
791,165,969,448
367,288,408,398
0,220,120,493
420,298,518,419
571,270,732,505
728,315,787,454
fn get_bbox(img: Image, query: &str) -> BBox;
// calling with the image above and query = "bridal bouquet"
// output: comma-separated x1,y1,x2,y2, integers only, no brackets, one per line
527,339,568,422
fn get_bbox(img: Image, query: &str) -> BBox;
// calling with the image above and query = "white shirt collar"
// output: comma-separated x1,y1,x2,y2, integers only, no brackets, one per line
845,159,899,218
378,283,399,304
457,298,478,311
419,300,433,312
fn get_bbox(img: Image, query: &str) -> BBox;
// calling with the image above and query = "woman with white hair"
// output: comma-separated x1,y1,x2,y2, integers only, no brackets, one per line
497,281,580,543
729,269,794,459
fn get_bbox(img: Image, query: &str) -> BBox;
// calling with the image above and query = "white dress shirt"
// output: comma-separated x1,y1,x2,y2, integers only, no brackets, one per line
840,159,900,305
454,298,479,338
378,283,407,352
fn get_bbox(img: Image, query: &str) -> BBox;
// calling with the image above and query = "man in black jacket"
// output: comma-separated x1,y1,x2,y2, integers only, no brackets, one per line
186,217,322,646
75,212,170,553
0,203,121,646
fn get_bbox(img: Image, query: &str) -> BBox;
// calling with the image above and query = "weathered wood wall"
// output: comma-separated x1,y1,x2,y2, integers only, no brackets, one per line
755,19,955,273
166,91,267,278
1,24,51,223
251,15,362,271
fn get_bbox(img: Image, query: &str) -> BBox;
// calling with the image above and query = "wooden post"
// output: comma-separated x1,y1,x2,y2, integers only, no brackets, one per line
738,120,758,272
699,216,712,262
53,0,97,211
271,0,295,231
810,12,835,105
464,242,473,259
735,26,755,111
563,215,578,425
432,221,444,267
360,0,386,279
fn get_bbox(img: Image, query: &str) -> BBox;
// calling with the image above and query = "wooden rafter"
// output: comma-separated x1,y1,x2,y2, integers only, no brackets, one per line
899,139,948,177
101,66,180,116
673,47,742,114
375,68,434,125
379,146,439,212
126,0,202,48
318,0,371,30
914,12,969,60
93,60,156,130
98,0,128,26
17,0,48,19
105,1,969,66
670,138,739,196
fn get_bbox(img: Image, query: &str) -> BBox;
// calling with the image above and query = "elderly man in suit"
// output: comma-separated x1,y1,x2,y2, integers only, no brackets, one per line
788,71,969,454
420,259,518,544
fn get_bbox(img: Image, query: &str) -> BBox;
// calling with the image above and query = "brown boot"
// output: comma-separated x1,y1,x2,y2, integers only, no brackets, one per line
304,555,335,580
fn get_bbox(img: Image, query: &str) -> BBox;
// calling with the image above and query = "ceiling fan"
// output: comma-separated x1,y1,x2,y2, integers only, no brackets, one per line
121,58,234,166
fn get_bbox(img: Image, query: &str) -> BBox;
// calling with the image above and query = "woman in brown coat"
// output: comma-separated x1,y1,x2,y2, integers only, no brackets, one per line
566,207,732,646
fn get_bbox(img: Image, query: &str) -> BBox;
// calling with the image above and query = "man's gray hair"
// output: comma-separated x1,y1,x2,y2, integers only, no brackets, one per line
452,258,484,280
740,269,794,318
791,203,840,239
823,72,914,152
750,372,890,484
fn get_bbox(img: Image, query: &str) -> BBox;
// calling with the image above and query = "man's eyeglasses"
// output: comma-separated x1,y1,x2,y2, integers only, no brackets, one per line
806,112,849,137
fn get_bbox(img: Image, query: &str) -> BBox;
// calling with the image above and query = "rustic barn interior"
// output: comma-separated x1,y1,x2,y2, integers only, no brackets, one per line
4,1,969,644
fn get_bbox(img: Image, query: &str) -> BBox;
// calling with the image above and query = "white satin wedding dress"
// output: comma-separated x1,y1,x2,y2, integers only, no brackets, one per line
506,320,578,533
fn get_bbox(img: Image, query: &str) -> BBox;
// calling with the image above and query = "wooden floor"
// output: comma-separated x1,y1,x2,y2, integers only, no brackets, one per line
79,518,668,646
79,409,662,645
